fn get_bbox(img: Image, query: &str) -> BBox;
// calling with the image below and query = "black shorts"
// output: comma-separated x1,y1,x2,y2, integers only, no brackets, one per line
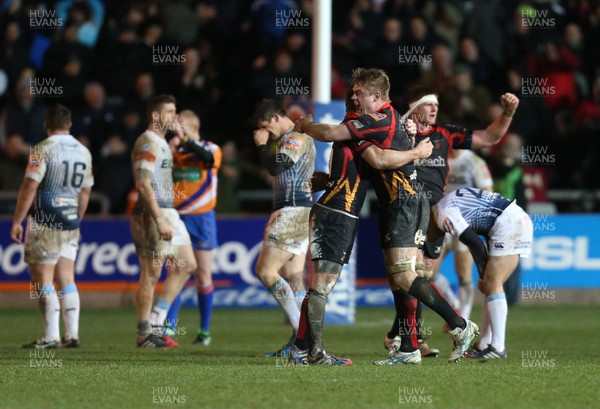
309,204,359,265
378,195,429,249
422,212,445,259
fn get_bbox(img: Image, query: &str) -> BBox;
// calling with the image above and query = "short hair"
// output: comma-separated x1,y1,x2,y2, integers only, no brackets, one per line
44,104,71,131
147,94,176,119
178,109,200,131
252,99,287,127
350,68,390,101
407,85,437,104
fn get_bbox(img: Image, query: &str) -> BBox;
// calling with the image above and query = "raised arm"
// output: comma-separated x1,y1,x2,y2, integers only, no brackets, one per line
472,93,519,148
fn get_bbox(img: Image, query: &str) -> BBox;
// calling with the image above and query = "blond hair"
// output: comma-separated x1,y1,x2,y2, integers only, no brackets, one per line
351,68,390,101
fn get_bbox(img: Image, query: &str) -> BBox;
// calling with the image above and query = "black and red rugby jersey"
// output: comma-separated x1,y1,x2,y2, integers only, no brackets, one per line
345,101,417,204
414,124,472,204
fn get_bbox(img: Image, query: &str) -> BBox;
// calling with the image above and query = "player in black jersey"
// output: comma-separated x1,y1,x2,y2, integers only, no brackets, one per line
292,68,477,364
384,85,520,356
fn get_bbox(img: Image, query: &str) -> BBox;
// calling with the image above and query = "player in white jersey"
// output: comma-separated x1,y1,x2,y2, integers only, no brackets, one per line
252,99,315,356
130,95,197,348
432,187,533,360
10,104,93,349
433,150,493,322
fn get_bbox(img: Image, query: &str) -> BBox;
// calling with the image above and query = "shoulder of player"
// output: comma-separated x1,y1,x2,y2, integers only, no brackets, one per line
283,132,313,149
132,132,160,152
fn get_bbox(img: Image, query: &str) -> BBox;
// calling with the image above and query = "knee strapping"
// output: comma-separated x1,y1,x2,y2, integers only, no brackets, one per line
314,260,342,274
386,257,416,276
416,263,434,279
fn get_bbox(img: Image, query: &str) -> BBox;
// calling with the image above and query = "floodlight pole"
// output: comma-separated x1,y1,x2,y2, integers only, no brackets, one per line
312,0,332,104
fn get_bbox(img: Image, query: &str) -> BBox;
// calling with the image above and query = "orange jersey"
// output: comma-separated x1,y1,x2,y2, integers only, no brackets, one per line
172,140,222,214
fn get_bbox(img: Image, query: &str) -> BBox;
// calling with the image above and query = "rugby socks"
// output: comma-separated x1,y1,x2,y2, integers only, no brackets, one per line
294,290,306,312
392,290,419,352
60,283,80,340
294,295,312,350
433,273,459,309
458,282,475,320
165,291,183,333
40,284,60,342
408,276,465,330
488,293,507,352
477,298,492,350
137,320,151,338
198,283,214,333
306,289,328,356
387,313,400,339
269,278,300,332
149,298,171,334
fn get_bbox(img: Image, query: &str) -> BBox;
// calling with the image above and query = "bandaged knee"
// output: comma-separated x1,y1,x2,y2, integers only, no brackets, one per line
386,257,416,276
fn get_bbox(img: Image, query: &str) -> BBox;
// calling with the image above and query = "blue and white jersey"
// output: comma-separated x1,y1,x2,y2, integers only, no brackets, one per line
25,134,94,230
433,187,512,237
272,130,315,211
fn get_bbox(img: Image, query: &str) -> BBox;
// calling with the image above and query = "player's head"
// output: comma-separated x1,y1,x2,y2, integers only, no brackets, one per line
147,94,176,127
44,104,72,134
350,68,390,114
405,85,438,125
252,99,291,139
178,110,201,141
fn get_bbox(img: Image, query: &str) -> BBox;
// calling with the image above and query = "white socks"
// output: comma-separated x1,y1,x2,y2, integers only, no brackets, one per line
477,293,507,352
40,284,60,342
269,278,300,332
61,283,80,340
149,298,171,334
294,290,306,312
458,282,475,320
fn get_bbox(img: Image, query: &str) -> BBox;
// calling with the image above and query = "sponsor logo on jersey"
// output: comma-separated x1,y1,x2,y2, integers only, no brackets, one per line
414,229,425,245
350,120,364,129
368,112,387,121
443,218,454,234
416,157,446,167
494,242,504,249
284,136,303,151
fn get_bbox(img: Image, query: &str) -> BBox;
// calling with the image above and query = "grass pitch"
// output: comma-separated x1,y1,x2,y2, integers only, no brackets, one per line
0,305,598,409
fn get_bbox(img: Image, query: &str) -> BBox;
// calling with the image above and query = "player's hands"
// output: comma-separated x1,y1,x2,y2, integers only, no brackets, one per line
172,119,185,139
253,129,270,146
311,171,329,193
414,137,432,159
294,114,313,133
10,223,23,244
500,93,519,115
405,119,417,137
156,218,173,241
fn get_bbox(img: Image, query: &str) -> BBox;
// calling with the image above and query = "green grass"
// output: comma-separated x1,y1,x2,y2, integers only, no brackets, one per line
1,305,599,409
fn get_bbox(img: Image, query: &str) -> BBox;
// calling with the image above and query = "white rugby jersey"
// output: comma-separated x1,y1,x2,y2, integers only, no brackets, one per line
446,150,493,192
131,130,174,209
25,134,94,230
433,188,513,237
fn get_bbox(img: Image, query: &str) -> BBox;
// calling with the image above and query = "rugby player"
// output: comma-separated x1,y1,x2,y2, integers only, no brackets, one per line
11,104,93,349
292,68,477,365
130,95,197,348
252,99,315,355
431,187,533,360
384,86,519,357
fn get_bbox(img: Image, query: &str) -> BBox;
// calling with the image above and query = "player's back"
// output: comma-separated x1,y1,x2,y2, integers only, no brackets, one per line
437,187,513,234
27,134,93,230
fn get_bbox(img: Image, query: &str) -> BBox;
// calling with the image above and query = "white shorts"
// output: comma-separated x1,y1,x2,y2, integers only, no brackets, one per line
488,202,533,257
130,208,191,258
264,207,310,255
443,233,469,253
24,224,79,265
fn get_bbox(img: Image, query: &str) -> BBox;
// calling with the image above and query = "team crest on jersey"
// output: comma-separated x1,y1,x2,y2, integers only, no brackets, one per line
284,136,303,151
368,112,387,121
350,120,364,129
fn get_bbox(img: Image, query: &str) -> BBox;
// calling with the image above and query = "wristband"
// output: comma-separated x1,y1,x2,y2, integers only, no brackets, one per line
504,110,515,118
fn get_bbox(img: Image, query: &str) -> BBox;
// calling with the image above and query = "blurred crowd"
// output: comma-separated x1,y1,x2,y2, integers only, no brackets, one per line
1,0,599,214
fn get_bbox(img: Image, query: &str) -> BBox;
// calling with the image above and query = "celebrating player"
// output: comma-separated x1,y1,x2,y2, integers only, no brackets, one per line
291,68,477,365
384,85,519,357
252,99,315,355
162,110,222,346
11,104,93,349
130,95,197,348
431,187,533,360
